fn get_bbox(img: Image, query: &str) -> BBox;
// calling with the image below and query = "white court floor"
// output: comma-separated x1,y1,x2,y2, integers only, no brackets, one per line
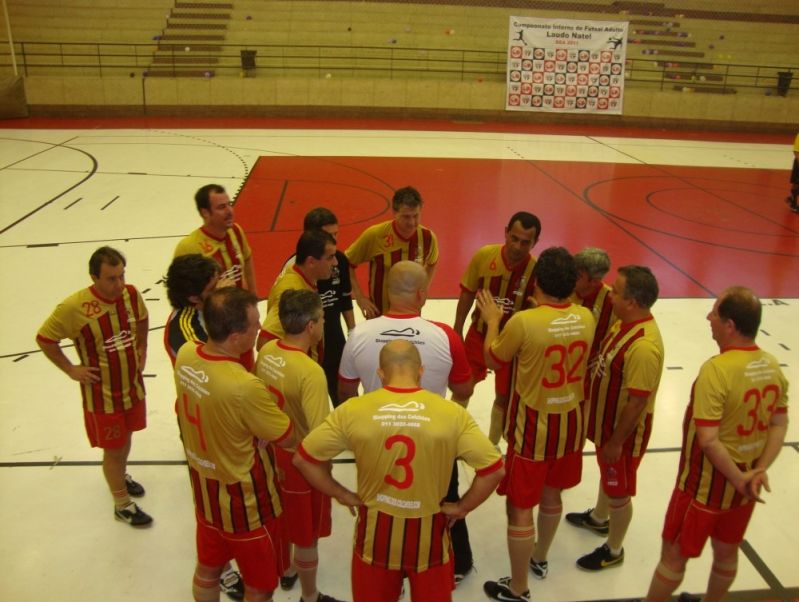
0,123,797,602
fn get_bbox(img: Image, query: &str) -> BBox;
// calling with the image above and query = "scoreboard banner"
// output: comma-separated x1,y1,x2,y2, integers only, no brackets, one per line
506,16,629,114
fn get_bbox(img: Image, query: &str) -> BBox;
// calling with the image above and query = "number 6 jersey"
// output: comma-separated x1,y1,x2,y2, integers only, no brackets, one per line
677,346,788,509
298,386,502,571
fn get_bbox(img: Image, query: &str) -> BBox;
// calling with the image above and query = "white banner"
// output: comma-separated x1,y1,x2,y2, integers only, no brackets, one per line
506,16,628,114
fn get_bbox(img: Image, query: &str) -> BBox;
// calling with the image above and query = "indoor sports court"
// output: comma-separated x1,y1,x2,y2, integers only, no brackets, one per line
0,118,796,601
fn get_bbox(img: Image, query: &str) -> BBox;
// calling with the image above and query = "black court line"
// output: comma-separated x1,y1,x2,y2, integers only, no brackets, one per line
0,138,98,235
13,354,28,362
666,366,683,370
0,457,356,468
740,539,790,601
778,343,790,350
2,233,187,249
0,135,78,171
100,195,120,211
269,178,289,231
508,147,716,296
63,197,83,210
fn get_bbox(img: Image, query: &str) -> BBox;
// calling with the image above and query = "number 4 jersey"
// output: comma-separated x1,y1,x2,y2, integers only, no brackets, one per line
677,346,788,509
298,386,502,571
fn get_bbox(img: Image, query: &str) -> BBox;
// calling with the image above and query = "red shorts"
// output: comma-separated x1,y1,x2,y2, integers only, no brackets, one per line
596,450,642,498
498,449,582,509
275,447,332,547
196,516,285,591
351,551,454,602
83,401,146,449
464,325,511,397
661,488,755,558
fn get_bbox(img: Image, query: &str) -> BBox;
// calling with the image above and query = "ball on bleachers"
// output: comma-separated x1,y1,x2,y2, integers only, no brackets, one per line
185,46,190,52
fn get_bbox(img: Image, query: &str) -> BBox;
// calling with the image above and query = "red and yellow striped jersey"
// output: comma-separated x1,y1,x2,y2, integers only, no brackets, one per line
572,283,618,364
255,340,330,440
490,303,595,460
174,223,252,289
460,244,536,335
260,266,323,362
37,285,147,413
299,386,502,571
676,346,788,510
345,220,438,315
585,316,664,454
175,343,293,532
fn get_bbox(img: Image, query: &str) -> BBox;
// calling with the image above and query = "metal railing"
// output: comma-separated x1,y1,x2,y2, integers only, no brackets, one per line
0,41,795,93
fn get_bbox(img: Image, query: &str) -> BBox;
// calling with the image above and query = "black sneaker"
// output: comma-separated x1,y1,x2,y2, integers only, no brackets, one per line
454,564,473,586
483,577,530,601
529,558,548,579
565,508,609,536
220,568,244,601
576,543,624,571
316,594,345,602
124,474,145,497
279,571,298,591
677,593,701,602
114,502,153,527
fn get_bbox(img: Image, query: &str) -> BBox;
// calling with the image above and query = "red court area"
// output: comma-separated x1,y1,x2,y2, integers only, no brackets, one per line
235,156,799,300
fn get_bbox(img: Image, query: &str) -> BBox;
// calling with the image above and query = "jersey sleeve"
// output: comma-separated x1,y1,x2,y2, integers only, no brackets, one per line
338,254,354,311
37,299,76,343
173,235,194,259
456,410,504,474
427,230,439,266
431,320,472,384
234,223,253,261
131,286,149,322
692,359,726,426
337,332,361,383
240,377,293,443
459,249,482,293
299,407,349,463
302,364,332,431
489,312,525,366
624,338,663,398
344,225,376,267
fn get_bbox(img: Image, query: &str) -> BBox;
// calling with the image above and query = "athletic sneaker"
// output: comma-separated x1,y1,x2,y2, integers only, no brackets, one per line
483,577,531,601
114,502,153,527
219,568,244,601
279,571,298,591
677,593,701,602
576,543,624,571
315,594,345,602
564,508,609,536
124,474,145,497
529,558,548,579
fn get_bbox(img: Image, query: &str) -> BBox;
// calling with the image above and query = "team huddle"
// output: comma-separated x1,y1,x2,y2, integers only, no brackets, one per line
36,183,789,602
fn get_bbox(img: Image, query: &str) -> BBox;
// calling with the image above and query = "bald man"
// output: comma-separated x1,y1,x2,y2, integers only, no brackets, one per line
337,260,476,581
294,341,503,602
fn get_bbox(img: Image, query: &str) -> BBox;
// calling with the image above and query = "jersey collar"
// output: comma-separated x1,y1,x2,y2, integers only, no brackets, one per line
383,386,423,393
291,264,318,290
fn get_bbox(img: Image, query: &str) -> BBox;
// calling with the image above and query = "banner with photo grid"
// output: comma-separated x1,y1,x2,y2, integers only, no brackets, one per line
507,16,629,114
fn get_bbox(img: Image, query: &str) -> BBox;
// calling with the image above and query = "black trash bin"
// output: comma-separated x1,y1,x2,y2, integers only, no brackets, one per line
240,50,257,76
777,71,793,96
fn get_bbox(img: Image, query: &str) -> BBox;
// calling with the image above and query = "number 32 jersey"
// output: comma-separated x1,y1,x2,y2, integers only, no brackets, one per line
299,386,502,571
489,303,595,460
677,346,788,509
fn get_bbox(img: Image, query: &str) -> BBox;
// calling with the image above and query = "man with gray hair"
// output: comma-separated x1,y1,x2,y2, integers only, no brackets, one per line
572,247,618,366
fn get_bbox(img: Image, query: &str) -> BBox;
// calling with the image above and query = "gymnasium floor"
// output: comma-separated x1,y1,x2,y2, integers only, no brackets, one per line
0,117,796,601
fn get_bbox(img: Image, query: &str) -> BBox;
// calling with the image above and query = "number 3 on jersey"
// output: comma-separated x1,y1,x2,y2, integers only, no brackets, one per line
384,434,416,490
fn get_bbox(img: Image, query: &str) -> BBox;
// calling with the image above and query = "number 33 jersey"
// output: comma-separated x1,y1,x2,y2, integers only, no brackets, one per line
677,346,788,509
299,386,502,570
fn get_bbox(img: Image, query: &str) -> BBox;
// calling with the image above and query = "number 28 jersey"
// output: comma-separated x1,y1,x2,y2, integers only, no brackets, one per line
298,386,502,571
677,346,788,509
489,303,595,460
